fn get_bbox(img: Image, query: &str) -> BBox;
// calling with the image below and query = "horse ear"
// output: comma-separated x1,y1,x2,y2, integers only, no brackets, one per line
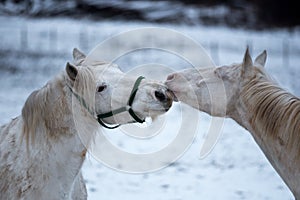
66,62,78,81
243,47,253,68
73,48,86,64
242,47,253,75
254,50,267,68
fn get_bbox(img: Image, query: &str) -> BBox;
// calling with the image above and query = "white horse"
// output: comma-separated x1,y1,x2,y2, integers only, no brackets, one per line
0,48,173,200
166,48,300,199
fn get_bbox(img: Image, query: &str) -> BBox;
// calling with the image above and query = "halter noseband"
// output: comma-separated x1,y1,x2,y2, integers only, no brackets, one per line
97,76,145,129
68,76,145,129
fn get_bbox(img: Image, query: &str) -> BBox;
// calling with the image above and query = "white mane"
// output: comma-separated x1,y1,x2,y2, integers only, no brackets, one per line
241,68,300,158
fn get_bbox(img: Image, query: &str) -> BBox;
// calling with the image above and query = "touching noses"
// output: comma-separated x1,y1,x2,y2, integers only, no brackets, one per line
155,90,167,102
154,89,173,102
154,88,175,109
164,73,179,102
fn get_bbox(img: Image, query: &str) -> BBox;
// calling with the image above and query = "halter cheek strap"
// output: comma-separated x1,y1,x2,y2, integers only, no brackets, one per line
97,76,145,129
68,76,145,129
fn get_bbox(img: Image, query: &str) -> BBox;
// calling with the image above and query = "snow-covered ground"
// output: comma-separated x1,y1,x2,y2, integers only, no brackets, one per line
0,16,299,199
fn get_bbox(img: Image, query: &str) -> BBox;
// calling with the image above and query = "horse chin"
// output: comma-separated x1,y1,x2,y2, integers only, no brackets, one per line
146,107,169,119
170,92,178,102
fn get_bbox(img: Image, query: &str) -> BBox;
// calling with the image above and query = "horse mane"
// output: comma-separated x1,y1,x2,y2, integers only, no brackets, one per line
22,85,51,145
241,68,300,157
21,65,98,146
73,66,97,114
71,65,99,148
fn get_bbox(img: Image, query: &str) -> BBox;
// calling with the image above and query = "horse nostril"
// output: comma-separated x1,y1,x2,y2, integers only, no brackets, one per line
166,74,175,81
155,90,166,102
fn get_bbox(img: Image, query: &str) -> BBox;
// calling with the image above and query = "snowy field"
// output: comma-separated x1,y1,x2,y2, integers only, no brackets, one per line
0,16,299,199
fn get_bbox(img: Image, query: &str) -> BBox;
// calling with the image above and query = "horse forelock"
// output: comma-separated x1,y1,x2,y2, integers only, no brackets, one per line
241,71,300,157
71,66,101,148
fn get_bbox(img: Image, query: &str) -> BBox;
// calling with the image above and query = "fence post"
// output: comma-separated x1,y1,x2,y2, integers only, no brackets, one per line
49,28,58,52
79,28,89,52
282,39,289,68
210,41,219,65
20,26,28,50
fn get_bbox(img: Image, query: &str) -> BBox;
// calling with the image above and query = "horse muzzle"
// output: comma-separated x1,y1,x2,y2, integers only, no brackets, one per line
154,89,175,111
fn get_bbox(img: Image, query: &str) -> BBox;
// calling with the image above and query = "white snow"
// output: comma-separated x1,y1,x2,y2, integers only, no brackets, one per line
0,16,299,199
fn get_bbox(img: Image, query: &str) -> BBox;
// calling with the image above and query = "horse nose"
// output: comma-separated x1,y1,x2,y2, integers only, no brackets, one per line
154,89,176,105
155,90,166,102
166,73,176,81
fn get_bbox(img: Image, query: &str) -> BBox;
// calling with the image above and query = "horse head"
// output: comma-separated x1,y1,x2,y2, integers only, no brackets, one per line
66,48,174,127
165,47,267,117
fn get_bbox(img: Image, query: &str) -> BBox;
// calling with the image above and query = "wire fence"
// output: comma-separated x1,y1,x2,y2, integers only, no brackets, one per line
0,26,296,67
0,24,299,96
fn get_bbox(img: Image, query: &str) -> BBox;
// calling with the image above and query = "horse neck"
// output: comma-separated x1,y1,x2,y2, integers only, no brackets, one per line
230,75,300,197
44,74,75,138
233,75,300,151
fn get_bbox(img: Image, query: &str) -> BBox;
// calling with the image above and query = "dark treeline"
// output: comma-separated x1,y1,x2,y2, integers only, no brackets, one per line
180,0,300,28
0,0,299,29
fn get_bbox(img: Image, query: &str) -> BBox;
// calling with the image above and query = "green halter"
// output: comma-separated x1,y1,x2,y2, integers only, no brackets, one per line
68,76,145,129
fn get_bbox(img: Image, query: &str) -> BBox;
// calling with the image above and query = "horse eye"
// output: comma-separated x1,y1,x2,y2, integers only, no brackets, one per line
97,84,107,92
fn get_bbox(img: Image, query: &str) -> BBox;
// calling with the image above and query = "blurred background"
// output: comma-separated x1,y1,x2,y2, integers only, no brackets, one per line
0,0,299,28
0,1,299,200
